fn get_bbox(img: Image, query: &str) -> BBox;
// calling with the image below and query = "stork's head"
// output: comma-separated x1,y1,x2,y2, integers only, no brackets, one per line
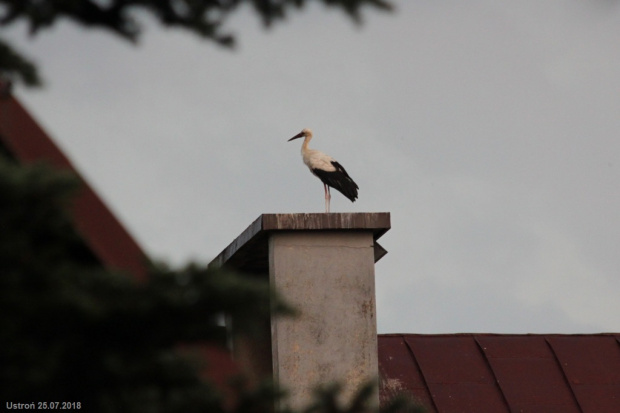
288,128,313,142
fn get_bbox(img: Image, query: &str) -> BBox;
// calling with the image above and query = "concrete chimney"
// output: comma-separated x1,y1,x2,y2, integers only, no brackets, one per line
209,213,390,410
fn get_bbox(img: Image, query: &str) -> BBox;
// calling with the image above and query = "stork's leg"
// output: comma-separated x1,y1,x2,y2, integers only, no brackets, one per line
324,184,332,213
324,183,331,213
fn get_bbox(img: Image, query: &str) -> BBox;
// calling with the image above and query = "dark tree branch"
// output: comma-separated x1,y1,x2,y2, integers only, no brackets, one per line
0,37,41,86
0,0,393,86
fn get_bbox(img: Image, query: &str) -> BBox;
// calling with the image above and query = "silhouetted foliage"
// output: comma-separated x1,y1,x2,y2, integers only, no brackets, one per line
0,0,393,87
0,156,423,411
0,156,277,411
0,38,39,86
301,382,426,413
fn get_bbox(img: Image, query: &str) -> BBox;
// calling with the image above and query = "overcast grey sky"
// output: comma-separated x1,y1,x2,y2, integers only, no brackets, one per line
6,0,620,334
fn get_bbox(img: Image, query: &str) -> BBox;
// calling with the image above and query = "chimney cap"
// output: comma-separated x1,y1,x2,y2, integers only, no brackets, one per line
209,212,391,273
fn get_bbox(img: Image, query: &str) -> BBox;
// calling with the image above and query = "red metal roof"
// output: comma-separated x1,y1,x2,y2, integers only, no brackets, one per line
378,334,620,413
0,90,148,280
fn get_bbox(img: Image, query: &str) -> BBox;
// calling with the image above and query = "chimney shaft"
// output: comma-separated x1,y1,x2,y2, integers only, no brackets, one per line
269,231,378,408
210,213,390,410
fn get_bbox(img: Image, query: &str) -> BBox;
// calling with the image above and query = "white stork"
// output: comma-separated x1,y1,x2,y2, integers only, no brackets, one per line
288,128,359,213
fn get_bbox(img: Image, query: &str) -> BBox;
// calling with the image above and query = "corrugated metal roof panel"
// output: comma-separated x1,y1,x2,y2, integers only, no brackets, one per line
379,334,620,413
378,335,435,411
404,335,509,413
547,335,620,412
427,382,506,413
477,335,580,412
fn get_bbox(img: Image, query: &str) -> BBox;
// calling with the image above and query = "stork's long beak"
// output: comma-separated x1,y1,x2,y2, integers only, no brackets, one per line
288,131,305,142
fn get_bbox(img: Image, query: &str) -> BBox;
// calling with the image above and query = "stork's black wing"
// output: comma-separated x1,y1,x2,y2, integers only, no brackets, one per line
312,161,359,202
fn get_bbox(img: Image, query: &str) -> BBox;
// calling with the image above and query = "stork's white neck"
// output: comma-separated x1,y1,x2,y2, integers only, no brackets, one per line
301,135,312,152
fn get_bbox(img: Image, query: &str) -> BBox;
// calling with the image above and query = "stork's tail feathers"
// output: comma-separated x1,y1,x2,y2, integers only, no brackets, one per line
312,161,359,202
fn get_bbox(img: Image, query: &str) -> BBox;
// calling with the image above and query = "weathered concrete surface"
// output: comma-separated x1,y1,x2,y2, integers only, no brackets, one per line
209,213,390,410
269,231,379,410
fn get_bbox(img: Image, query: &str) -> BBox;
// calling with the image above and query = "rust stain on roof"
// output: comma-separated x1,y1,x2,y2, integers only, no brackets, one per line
379,334,620,413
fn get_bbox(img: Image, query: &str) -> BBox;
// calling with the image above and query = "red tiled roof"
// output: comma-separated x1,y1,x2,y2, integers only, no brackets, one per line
0,91,148,280
378,333,620,413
